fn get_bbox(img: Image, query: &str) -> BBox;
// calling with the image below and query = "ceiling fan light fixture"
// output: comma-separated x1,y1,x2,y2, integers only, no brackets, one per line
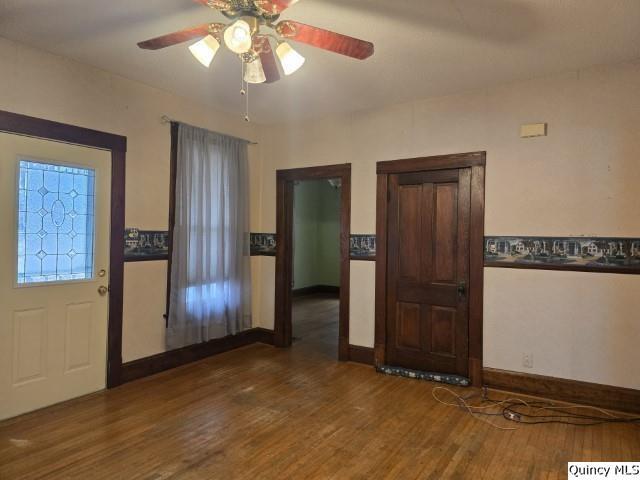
188,35,220,68
244,58,267,84
276,42,305,75
224,19,253,54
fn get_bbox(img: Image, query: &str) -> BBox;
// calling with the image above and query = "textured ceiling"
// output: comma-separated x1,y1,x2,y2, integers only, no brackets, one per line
1,0,639,124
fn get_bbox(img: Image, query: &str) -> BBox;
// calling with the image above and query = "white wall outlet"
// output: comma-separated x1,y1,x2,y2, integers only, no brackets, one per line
522,353,534,369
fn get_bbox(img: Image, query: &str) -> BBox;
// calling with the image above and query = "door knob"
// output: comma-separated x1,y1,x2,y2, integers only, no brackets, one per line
457,281,466,296
98,285,109,296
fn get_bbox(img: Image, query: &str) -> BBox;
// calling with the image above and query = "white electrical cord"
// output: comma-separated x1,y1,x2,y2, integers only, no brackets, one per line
431,386,636,430
431,386,519,430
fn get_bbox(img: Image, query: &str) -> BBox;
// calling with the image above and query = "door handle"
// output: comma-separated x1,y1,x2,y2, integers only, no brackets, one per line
98,285,109,296
457,281,466,296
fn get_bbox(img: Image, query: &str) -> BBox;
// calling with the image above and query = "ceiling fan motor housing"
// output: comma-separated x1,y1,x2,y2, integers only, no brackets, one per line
215,0,281,22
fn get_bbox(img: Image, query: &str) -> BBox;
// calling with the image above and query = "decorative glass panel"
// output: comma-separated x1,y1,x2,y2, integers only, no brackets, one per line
17,160,96,284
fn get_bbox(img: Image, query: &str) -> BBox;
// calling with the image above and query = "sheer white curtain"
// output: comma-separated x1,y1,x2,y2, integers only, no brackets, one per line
167,123,251,350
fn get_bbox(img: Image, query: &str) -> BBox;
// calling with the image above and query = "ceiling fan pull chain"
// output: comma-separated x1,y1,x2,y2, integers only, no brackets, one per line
245,80,250,123
240,61,246,96
240,61,250,122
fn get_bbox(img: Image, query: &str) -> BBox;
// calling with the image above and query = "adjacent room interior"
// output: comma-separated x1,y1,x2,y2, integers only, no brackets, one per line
292,178,341,359
0,0,639,478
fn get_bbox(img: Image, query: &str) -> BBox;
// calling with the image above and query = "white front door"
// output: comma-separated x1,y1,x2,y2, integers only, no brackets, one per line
0,132,111,420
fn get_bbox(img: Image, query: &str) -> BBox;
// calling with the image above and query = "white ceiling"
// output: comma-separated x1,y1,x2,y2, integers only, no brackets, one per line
1,0,639,124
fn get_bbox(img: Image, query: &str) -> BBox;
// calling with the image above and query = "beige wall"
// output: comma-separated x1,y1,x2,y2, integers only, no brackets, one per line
0,38,262,362
253,61,640,389
3,36,639,390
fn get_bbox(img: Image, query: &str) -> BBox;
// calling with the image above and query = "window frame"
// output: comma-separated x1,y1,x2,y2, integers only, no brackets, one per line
164,122,179,326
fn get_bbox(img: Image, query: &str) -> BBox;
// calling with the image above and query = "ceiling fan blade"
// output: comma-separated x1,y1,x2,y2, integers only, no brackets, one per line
254,37,281,83
254,0,300,15
276,20,374,60
137,24,224,50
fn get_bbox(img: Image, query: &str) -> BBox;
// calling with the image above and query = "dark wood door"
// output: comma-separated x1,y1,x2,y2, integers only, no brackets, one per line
386,168,471,376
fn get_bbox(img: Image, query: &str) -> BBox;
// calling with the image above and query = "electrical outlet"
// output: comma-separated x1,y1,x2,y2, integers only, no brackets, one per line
522,353,534,369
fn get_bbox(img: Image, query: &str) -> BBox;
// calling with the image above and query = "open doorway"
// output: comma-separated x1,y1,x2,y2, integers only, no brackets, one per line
274,164,351,360
292,178,341,358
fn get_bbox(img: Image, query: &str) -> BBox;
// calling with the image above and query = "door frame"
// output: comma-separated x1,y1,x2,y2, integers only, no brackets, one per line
375,152,485,386
0,110,127,388
275,164,351,360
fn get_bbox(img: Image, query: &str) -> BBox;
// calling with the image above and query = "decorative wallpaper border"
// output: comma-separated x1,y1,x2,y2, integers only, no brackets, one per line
122,230,640,275
350,234,376,260
124,228,169,262
249,233,377,260
484,236,640,273
250,233,276,256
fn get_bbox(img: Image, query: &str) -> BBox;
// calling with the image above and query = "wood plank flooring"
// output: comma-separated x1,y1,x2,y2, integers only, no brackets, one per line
293,292,339,359
1,295,638,479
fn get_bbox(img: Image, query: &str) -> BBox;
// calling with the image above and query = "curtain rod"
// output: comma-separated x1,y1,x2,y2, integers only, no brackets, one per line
160,115,258,145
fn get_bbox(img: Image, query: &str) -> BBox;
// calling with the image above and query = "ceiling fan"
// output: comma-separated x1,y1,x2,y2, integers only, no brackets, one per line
138,0,374,90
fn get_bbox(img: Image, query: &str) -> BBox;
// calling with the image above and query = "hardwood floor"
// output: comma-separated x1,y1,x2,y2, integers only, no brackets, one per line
292,293,339,359
1,297,638,479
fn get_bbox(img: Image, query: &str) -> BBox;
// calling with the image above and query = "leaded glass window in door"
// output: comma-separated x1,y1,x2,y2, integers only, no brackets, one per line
17,160,96,284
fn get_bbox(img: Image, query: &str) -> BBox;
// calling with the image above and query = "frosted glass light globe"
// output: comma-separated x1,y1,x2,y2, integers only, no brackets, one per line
224,20,252,54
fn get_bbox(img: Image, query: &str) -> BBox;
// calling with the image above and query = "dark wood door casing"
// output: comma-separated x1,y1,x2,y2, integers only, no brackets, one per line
274,164,351,361
375,152,485,386
0,110,127,388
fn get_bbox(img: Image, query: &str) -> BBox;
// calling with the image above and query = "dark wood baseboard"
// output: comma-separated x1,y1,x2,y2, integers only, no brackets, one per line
292,285,340,297
348,345,375,365
120,328,275,384
483,367,640,414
